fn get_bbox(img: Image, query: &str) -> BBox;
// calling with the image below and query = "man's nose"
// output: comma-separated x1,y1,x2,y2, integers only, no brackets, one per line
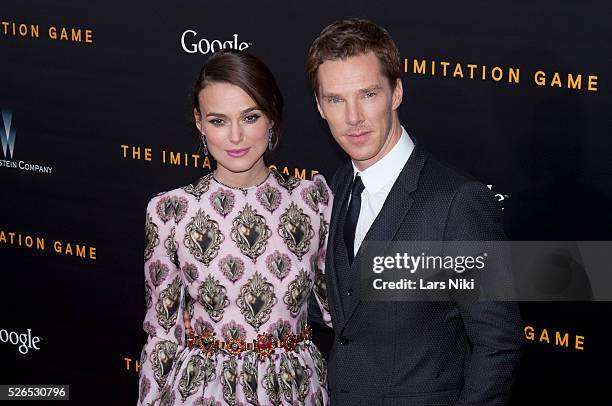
345,100,364,126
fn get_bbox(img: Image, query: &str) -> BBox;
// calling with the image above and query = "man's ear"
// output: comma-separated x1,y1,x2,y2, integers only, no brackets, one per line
193,108,202,132
315,94,327,120
392,78,403,111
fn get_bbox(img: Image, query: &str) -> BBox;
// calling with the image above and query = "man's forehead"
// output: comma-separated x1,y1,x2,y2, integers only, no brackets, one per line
317,52,386,93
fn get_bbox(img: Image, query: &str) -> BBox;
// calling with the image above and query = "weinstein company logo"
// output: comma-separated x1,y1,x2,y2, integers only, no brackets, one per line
0,110,54,174
180,29,251,54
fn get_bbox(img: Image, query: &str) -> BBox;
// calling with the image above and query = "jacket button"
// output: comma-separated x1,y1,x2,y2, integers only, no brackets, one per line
347,288,353,296
339,336,349,345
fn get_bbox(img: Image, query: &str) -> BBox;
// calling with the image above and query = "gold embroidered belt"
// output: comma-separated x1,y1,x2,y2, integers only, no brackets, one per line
187,323,312,359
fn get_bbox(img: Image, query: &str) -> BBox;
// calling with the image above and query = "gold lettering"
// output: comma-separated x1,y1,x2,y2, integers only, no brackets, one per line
170,151,181,165
124,357,132,370
202,156,212,169
466,64,477,79
144,148,152,161
75,245,86,257
453,63,463,78
539,328,550,343
491,67,503,82
550,72,562,87
588,75,598,91
555,332,569,347
575,335,584,350
71,29,81,42
18,23,28,36
440,61,450,76
132,146,141,160
567,73,582,89
294,168,306,180
413,59,426,75
509,68,520,83
534,70,546,86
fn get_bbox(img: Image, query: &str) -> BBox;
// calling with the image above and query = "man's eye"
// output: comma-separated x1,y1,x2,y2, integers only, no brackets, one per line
365,91,377,98
209,119,224,126
328,97,342,104
244,114,260,123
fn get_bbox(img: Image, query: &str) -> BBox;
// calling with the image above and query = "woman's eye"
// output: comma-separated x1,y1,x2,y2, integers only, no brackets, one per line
209,119,224,126
244,114,260,123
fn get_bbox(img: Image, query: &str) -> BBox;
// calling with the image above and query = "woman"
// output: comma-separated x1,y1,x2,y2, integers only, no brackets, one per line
138,49,332,406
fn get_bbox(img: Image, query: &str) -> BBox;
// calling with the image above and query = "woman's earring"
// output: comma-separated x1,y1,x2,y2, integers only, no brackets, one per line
267,128,274,151
201,134,209,155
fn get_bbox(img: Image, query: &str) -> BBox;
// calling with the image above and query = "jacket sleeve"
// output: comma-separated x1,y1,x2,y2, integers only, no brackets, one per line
443,181,524,406
308,174,334,328
137,195,185,405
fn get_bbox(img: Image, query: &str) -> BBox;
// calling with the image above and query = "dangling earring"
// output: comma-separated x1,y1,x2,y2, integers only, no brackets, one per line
267,128,274,151
201,134,209,155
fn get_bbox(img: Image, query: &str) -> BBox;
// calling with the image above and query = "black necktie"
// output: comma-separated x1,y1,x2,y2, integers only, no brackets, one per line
344,174,365,265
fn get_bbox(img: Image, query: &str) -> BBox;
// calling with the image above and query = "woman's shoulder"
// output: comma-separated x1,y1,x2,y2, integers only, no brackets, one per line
268,169,332,212
146,173,214,208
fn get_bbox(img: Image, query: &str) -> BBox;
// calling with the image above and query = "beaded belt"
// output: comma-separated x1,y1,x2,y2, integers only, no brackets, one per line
187,323,312,359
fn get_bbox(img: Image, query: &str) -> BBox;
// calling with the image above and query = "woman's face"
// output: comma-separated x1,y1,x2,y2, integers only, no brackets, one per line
194,82,271,175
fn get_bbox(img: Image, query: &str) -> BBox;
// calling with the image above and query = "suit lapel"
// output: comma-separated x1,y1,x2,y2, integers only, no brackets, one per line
326,163,353,324
340,145,429,328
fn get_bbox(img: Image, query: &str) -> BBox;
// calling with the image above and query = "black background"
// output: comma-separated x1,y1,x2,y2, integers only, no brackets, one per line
1,1,611,404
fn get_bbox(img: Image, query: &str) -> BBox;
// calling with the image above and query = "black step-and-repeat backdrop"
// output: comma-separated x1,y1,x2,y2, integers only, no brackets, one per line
1,1,610,404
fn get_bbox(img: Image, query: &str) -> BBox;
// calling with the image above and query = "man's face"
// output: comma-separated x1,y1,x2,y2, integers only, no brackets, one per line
316,51,402,170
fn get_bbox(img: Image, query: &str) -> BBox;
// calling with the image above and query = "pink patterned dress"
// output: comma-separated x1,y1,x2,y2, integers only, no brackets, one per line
138,170,332,406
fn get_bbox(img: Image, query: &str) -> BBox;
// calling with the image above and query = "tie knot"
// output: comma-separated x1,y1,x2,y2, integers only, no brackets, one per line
352,174,365,196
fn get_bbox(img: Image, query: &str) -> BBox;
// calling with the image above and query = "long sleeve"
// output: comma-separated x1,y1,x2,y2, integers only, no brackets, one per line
309,174,333,328
137,195,186,405
443,181,524,406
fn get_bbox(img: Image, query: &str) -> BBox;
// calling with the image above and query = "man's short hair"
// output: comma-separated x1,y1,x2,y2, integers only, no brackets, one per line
305,18,401,96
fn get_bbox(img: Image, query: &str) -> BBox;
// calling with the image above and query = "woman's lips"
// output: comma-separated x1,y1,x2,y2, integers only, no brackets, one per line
226,148,250,157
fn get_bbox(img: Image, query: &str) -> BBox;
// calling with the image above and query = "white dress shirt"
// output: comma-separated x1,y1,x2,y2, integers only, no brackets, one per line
350,126,414,256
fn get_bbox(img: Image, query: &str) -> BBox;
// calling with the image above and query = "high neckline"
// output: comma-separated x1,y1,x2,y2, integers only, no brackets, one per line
211,169,272,191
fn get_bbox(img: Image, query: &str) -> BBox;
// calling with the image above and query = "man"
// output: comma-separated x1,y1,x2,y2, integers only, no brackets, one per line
306,18,523,405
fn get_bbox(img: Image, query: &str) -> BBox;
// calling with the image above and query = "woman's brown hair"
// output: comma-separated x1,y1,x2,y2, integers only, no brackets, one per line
193,49,283,150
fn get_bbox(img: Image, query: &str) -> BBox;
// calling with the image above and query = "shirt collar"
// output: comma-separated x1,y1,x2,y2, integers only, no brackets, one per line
352,126,414,195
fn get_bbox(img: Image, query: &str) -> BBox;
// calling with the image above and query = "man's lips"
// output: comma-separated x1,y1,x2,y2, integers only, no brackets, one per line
346,130,371,138
226,148,250,157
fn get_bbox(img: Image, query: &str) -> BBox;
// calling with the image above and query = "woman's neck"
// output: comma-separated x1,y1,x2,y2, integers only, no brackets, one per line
213,160,270,188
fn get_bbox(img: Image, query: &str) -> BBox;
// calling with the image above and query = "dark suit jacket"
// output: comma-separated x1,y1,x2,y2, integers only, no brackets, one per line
309,143,524,405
